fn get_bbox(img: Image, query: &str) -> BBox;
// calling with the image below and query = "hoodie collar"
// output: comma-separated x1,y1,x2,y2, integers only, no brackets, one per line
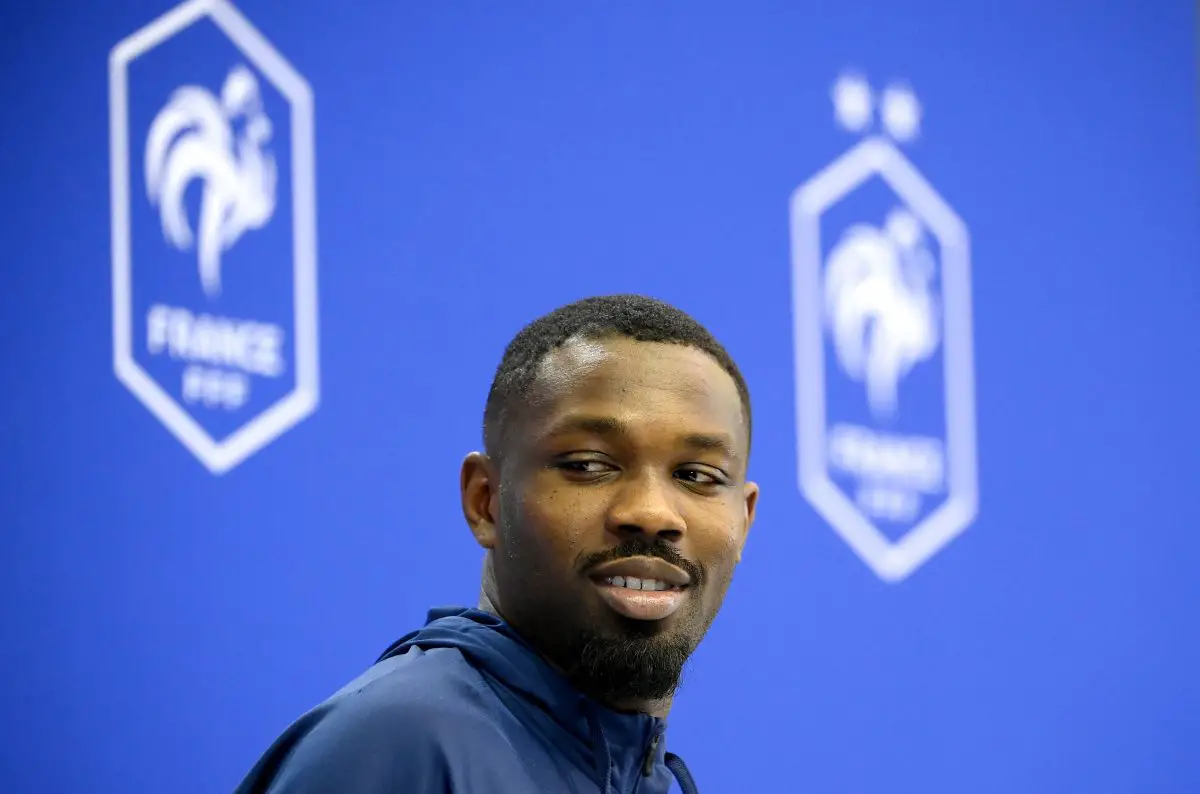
377,606,672,792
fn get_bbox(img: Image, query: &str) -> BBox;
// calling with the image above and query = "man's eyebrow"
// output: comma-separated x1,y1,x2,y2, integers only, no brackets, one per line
680,433,740,460
543,415,627,439
542,416,740,460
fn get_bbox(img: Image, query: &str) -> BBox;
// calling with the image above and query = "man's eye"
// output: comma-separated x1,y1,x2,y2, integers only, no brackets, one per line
558,460,610,474
676,468,724,486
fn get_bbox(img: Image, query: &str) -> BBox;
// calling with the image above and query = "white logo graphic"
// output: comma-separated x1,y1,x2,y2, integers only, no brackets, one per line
824,208,940,418
110,0,319,475
145,64,277,297
790,73,978,582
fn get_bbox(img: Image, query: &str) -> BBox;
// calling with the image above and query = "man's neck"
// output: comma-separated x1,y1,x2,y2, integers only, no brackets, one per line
609,694,673,719
476,590,501,618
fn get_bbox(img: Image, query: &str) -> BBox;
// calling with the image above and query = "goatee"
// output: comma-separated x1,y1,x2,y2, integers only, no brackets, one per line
562,623,694,704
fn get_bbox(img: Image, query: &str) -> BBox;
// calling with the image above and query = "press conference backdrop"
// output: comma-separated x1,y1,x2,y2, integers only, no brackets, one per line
2,1,1197,792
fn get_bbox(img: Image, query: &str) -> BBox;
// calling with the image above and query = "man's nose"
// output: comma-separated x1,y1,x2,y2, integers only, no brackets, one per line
605,470,686,542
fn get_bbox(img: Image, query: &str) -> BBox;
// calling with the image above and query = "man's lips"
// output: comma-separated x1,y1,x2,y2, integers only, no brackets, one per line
587,556,692,587
588,556,692,621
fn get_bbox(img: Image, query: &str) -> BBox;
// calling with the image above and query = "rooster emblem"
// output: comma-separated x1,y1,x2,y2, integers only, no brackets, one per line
144,64,277,297
824,208,940,418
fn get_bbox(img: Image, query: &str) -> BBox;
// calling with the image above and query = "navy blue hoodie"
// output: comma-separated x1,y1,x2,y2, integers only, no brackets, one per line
235,607,698,793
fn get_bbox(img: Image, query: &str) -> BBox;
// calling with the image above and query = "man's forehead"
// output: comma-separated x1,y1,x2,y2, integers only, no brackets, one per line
530,337,615,395
527,336,746,436
534,335,730,390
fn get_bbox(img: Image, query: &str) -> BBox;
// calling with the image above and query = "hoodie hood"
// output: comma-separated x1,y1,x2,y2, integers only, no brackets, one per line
377,606,697,794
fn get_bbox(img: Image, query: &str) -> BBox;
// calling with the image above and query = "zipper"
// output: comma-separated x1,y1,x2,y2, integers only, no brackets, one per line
641,733,660,777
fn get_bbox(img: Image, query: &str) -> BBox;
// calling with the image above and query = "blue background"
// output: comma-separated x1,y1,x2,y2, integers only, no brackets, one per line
1,1,1197,792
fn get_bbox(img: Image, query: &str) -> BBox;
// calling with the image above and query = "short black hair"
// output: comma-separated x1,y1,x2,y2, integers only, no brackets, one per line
483,294,752,458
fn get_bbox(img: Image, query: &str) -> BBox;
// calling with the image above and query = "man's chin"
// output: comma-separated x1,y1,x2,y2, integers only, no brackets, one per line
565,626,693,704
603,610,677,639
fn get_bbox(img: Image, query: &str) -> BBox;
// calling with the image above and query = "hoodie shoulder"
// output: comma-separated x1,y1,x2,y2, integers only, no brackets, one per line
235,647,530,794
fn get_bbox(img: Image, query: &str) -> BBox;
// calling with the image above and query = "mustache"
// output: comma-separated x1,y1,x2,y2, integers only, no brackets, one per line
580,536,705,587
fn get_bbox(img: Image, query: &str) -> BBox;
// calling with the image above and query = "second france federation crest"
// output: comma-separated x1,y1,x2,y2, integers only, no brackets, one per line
790,73,979,582
109,0,318,475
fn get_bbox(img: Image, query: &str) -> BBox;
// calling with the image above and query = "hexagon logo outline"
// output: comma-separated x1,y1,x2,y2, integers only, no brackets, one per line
790,135,979,582
108,0,319,475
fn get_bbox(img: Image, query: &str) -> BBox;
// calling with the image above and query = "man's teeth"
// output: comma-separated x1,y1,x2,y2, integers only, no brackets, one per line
604,576,673,591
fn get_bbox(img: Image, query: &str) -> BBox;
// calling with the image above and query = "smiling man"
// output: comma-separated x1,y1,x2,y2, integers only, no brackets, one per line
236,295,759,794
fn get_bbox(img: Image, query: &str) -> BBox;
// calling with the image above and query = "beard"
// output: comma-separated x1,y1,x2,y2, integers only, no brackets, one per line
492,511,719,706
557,617,696,704
545,535,714,705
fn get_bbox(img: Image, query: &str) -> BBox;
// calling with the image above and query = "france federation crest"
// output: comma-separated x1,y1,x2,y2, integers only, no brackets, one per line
790,74,979,582
109,0,318,474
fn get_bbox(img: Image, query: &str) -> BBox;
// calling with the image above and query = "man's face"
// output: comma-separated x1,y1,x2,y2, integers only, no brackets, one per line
464,336,758,709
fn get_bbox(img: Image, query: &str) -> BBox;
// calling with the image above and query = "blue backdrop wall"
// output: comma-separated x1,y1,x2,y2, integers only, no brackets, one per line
2,1,1198,792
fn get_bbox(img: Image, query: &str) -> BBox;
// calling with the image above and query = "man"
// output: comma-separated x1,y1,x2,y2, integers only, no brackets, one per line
235,294,759,793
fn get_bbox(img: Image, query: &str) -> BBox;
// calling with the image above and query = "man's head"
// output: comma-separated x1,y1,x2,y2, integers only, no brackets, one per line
460,294,758,713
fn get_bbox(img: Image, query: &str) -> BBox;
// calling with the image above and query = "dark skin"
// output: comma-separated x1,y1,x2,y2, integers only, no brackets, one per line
460,336,759,718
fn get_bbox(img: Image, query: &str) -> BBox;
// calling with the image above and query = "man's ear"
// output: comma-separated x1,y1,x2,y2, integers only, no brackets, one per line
461,451,499,549
736,481,759,563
